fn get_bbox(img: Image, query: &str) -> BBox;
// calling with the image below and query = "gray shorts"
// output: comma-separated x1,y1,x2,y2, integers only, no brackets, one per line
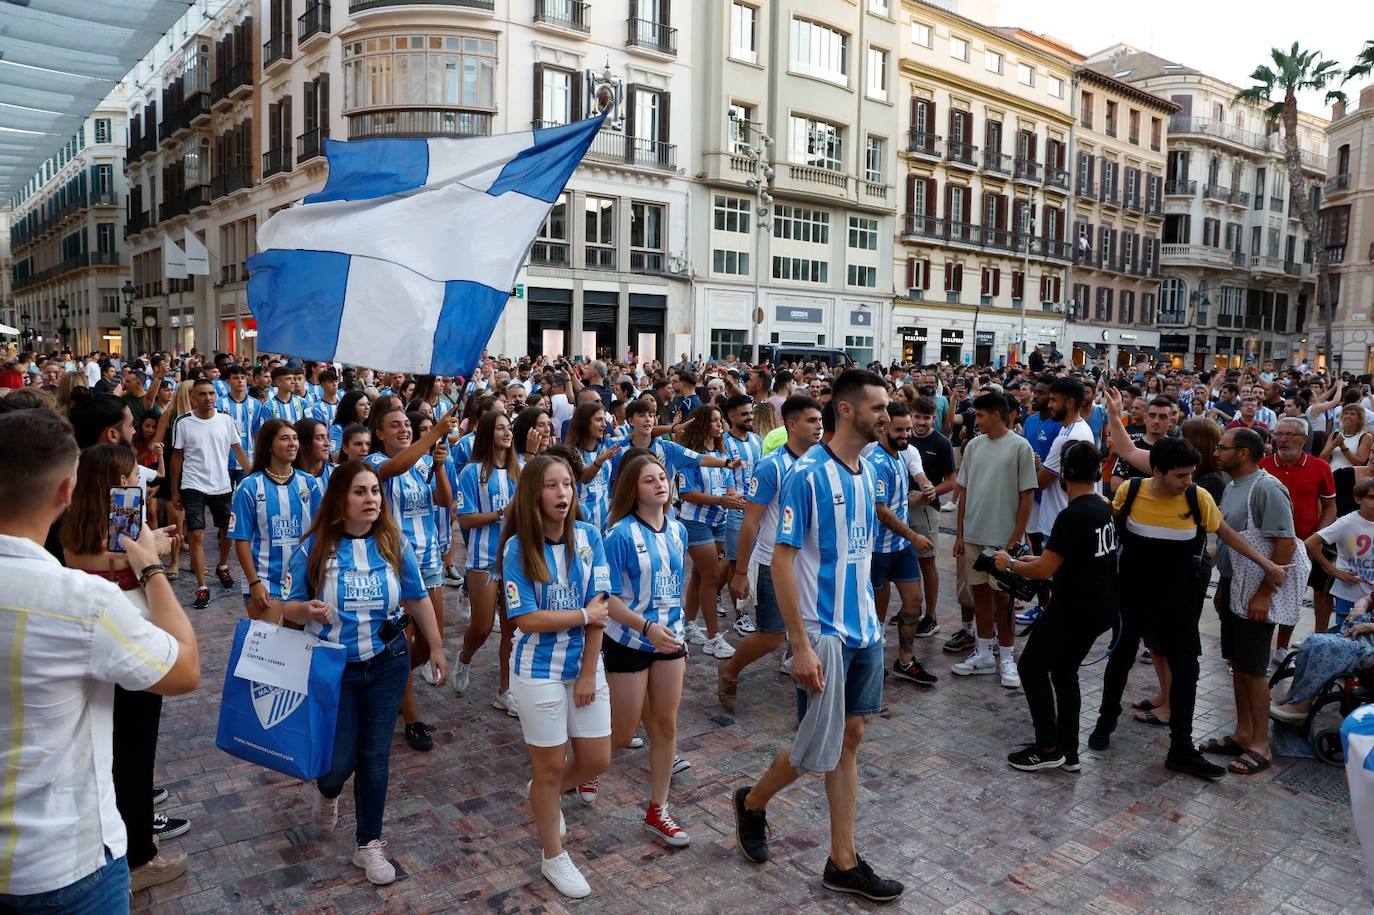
909,503,939,560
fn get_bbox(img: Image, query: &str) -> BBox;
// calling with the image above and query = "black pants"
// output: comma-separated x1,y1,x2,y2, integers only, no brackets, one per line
1017,606,1107,754
1096,593,1203,754
112,686,163,869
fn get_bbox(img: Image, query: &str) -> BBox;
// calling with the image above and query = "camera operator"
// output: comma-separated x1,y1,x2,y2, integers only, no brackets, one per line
992,441,1116,772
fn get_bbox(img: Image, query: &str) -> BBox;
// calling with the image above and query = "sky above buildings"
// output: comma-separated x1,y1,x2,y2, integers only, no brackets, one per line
996,0,1370,118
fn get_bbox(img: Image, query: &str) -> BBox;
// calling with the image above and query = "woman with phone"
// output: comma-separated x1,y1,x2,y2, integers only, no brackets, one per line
602,453,692,847
228,419,324,623
281,460,448,886
676,404,743,659
512,405,555,468
1321,403,1373,471
59,443,188,892
451,411,521,710
565,401,618,530
501,454,616,899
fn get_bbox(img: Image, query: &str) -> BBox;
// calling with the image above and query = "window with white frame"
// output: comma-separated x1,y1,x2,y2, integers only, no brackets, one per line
867,47,888,100
1159,277,1187,319
1048,76,1063,98
713,194,750,233
533,192,570,265
868,0,890,15
789,115,843,172
790,18,848,85
773,205,830,243
712,249,750,275
730,3,758,63
847,265,877,287
911,21,932,48
985,50,1003,74
630,201,665,273
845,334,875,364
1017,63,1035,86
848,216,878,250
950,36,969,61
772,255,828,282
864,136,883,183
728,102,755,154
541,66,573,125
94,118,112,144
711,329,749,360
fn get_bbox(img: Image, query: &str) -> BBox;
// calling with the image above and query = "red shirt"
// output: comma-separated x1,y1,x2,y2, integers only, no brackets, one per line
1260,452,1335,539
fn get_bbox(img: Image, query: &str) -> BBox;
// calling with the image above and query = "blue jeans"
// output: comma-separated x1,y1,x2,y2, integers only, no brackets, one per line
0,851,130,914
317,635,409,845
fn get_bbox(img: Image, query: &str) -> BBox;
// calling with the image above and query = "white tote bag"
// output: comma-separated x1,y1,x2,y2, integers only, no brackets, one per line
1227,470,1309,627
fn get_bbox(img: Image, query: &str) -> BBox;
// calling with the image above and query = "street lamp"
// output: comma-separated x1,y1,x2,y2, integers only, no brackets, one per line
57,297,70,354
120,280,137,356
730,108,774,364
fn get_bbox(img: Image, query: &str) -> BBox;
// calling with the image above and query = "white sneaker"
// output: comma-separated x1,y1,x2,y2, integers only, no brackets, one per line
717,596,729,616
628,733,645,749
779,654,794,675
703,634,736,659
493,691,519,718
999,657,1022,690
951,652,997,676
733,614,756,635
671,754,692,774
419,661,437,685
940,501,958,512
312,792,338,833
449,660,471,696
1271,647,1295,667
686,622,708,645
541,850,591,899
526,780,565,837
352,839,396,885
1270,702,1308,726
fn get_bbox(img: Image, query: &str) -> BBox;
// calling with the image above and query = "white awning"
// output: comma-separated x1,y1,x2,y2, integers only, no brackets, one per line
0,0,193,199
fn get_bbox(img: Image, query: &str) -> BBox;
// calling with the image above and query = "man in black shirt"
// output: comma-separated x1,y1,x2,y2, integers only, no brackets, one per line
909,396,957,638
993,440,1116,772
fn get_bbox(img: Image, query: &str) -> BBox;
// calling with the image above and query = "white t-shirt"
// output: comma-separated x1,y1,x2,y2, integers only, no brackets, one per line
83,360,101,387
1036,419,1095,536
1317,511,1374,602
550,393,575,432
900,443,926,480
172,412,238,495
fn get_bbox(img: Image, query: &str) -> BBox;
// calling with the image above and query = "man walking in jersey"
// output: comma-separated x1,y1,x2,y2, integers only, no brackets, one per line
733,369,904,903
217,364,264,486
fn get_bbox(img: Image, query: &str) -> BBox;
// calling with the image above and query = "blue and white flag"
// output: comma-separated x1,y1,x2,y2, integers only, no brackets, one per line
247,113,607,375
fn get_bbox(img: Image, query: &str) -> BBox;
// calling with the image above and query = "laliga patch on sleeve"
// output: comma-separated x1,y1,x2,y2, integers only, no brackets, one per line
875,479,887,498
748,476,759,497
455,490,464,509
228,512,237,529
505,581,520,608
781,506,794,536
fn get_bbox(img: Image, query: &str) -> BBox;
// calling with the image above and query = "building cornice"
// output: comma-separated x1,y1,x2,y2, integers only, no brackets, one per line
900,60,1074,128
1077,68,1178,114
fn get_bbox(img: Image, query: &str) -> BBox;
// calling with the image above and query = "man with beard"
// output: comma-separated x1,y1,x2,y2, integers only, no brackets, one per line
734,370,904,903
1032,379,1095,572
864,403,937,686
1017,377,1060,627
909,397,957,641
721,395,764,635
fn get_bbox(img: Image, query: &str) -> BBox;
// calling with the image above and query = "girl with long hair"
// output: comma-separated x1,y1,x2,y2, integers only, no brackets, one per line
333,390,372,454
512,405,554,467
500,455,616,899
675,404,742,659
55,369,89,416
294,416,334,487
452,410,521,710
409,410,454,685
135,410,168,530
366,394,404,453
364,404,457,751
228,419,323,622
565,400,620,530
282,461,447,886
602,454,691,847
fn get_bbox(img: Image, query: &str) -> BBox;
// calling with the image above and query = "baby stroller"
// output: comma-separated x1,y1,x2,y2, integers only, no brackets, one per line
1270,655,1374,766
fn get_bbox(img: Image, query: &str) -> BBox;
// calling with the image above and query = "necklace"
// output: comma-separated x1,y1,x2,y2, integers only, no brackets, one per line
264,467,293,484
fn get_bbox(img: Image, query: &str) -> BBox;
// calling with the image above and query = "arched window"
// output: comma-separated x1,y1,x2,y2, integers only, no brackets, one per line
1158,276,1187,323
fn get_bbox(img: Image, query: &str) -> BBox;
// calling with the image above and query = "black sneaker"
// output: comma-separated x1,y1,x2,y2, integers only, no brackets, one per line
942,628,975,653
1165,748,1226,781
1087,724,1112,751
152,786,169,807
733,786,769,864
1139,648,1153,664
151,813,190,841
404,721,434,752
914,616,939,638
192,586,210,609
1062,751,1081,773
822,856,904,902
891,658,937,686
1007,745,1065,772
215,564,235,590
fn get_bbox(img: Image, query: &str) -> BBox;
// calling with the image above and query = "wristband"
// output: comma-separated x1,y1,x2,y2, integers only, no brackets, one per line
579,607,589,627
137,562,164,581
247,579,262,588
733,569,748,578
139,567,167,587
641,618,652,636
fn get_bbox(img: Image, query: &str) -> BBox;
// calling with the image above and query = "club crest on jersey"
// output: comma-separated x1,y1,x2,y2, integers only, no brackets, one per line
250,682,305,730
505,581,520,608
781,506,795,535
833,492,846,505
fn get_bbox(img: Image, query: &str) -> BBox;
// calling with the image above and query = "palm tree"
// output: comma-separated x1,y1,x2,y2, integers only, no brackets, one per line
1234,43,1344,368
1346,40,1374,81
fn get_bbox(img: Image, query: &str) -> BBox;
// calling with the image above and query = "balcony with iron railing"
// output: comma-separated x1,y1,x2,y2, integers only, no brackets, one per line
1325,173,1350,197
585,245,616,270
1227,189,1250,207
297,127,328,163
158,194,189,222
1157,309,1189,326
211,164,253,199
1013,158,1042,183
534,0,590,32
1045,168,1069,192
124,211,153,238
264,31,293,70
906,130,941,158
298,1,330,45
1165,179,1196,196
1203,183,1230,201
348,107,493,139
212,60,254,104
630,250,667,274
350,0,493,12
945,141,977,169
185,184,211,210
529,240,571,267
982,149,1011,176
185,90,210,125
626,17,677,55
1098,186,1120,207
901,214,943,241
1269,196,1285,213
1168,115,1273,151
262,145,293,178
576,128,677,171
1076,177,1095,200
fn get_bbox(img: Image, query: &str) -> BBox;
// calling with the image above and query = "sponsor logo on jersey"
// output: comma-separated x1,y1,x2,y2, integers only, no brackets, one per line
505,581,520,608
781,506,794,536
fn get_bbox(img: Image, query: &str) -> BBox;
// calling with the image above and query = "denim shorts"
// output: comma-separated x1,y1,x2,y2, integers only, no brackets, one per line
421,563,443,590
753,563,785,634
795,640,885,721
724,514,743,561
871,545,921,586
682,518,725,547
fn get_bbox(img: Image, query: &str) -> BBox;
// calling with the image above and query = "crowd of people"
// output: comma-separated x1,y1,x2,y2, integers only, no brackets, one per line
2,341,1373,911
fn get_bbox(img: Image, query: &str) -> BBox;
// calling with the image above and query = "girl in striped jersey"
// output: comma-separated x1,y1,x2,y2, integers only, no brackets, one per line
229,419,323,623
513,405,555,469
566,401,621,531
676,405,745,659
293,417,334,489
409,411,455,686
282,461,448,887
501,455,617,899
602,454,692,847
364,406,457,753
452,411,521,711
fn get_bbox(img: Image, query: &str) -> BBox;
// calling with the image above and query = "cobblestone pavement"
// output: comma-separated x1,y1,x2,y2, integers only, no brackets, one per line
133,527,1372,914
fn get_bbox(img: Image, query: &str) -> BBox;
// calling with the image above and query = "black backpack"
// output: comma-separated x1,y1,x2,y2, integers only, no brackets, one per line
1115,477,1212,584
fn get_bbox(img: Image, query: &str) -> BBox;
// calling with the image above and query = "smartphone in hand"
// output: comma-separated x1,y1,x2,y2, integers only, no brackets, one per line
108,486,143,553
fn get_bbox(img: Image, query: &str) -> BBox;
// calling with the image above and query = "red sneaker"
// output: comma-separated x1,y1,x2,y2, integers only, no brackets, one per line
575,777,598,805
643,803,690,847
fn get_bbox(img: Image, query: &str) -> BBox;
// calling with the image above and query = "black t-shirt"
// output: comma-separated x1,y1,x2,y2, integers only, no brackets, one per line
1044,493,1118,617
1112,430,1151,482
912,430,955,507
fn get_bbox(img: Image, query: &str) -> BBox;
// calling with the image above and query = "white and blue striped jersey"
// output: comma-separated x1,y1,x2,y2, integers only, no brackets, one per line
456,463,516,570
603,514,686,651
306,382,323,403
676,451,731,527
776,444,882,649
577,445,613,530
228,470,323,597
212,378,229,398
863,443,911,554
505,521,616,681
217,395,266,472
311,396,339,429
746,445,805,566
266,394,308,423
606,436,702,485
286,534,426,662
723,431,763,522
451,431,476,469
432,456,457,556
364,452,443,572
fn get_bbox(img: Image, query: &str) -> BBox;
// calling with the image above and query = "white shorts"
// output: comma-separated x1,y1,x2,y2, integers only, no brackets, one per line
511,662,611,748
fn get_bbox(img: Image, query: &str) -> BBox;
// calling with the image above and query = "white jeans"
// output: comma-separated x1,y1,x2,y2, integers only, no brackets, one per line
511,661,611,748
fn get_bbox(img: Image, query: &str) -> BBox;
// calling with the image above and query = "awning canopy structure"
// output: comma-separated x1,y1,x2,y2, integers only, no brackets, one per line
0,0,193,200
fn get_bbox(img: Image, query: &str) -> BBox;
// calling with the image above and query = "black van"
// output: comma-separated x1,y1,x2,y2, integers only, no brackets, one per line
756,345,855,368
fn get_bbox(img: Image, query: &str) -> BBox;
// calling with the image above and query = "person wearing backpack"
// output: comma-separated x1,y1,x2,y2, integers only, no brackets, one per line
1089,436,1288,781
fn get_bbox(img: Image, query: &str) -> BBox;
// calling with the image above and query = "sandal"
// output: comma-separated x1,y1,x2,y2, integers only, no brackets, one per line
1131,698,1159,712
1197,736,1245,756
165,569,180,581
1134,709,1169,727
1227,750,1271,775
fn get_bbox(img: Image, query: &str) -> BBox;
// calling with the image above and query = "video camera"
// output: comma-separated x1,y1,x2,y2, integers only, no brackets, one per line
971,544,1037,603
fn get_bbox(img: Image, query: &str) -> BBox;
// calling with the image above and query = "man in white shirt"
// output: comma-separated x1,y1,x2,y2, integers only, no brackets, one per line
0,409,200,912
1036,378,1095,539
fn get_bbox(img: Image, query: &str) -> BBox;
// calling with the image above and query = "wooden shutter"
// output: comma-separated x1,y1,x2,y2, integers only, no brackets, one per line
319,73,329,133
571,70,583,121
905,257,915,290
625,84,638,139
1012,270,1024,299
943,183,952,220
1132,235,1141,268
909,97,922,133
992,267,1001,296
533,64,545,124
980,267,990,296
922,258,931,289
924,178,937,217
944,261,953,291
996,194,1007,229
961,187,971,224
658,91,670,144
953,264,963,291
282,95,292,151
905,174,917,214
